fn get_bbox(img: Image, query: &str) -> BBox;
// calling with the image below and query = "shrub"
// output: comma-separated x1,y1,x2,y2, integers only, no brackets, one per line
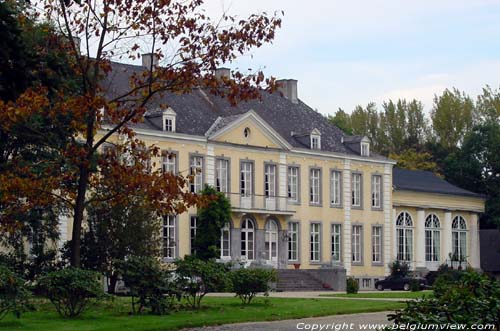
116,256,179,315
0,266,33,320
346,277,359,294
388,270,500,329
409,278,421,292
230,268,276,304
425,264,463,287
389,260,410,278
175,256,230,309
37,267,104,318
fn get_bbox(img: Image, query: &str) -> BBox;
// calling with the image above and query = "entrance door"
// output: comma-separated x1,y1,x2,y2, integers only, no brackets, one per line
265,219,279,264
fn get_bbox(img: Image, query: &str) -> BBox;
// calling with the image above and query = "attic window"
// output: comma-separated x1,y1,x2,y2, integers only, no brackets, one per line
311,135,321,150
244,127,251,138
165,118,173,132
161,108,176,132
361,142,370,156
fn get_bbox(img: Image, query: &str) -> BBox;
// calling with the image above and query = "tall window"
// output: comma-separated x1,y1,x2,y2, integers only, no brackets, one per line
330,170,341,206
240,162,253,196
220,224,231,258
425,214,441,262
396,212,413,261
309,168,321,205
351,173,362,207
241,218,255,260
264,164,277,197
372,226,382,263
287,166,299,202
288,222,299,261
162,152,176,174
352,225,362,263
190,155,203,193
163,215,176,259
371,175,382,208
190,216,197,255
331,224,341,262
310,223,321,262
265,219,278,261
215,159,229,193
452,216,467,260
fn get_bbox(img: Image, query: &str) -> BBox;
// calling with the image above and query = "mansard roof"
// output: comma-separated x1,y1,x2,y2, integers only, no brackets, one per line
393,168,483,197
104,61,389,160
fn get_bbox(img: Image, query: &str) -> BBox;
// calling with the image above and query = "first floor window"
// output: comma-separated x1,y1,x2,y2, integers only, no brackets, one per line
162,152,176,174
396,212,413,261
190,155,203,193
264,164,277,197
352,225,362,263
310,223,321,262
241,218,255,260
372,226,382,263
288,222,299,261
452,216,467,261
425,214,441,262
190,216,197,255
331,224,341,262
371,175,382,208
330,170,341,206
240,162,253,196
310,168,321,204
351,173,362,207
287,166,299,202
163,215,176,259
215,158,229,193
220,224,231,258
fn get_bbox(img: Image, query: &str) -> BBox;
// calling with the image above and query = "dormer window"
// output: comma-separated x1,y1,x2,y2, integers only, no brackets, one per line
161,107,176,132
310,128,321,150
361,142,370,156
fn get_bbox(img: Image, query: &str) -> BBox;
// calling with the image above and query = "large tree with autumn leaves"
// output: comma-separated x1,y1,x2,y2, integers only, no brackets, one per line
0,0,282,267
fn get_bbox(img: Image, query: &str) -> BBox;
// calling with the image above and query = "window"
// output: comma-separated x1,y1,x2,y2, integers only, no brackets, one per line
310,223,321,262
309,168,321,205
190,216,197,255
331,224,341,262
288,222,299,261
371,175,382,208
241,218,255,260
372,226,382,263
265,219,279,261
220,224,231,258
396,212,413,262
243,127,251,138
311,135,321,150
352,225,362,263
351,173,362,207
163,215,176,259
189,155,203,193
287,166,299,202
362,279,371,288
425,214,441,262
361,142,369,156
264,164,277,197
162,152,176,174
330,170,341,206
452,216,467,261
165,118,173,132
215,159,229,193
240,162,253,196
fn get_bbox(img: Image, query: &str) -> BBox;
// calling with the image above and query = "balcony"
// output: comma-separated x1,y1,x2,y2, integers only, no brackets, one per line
226,193,296,215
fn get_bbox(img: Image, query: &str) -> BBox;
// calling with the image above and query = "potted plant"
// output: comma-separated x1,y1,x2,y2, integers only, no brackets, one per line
293,263,300,270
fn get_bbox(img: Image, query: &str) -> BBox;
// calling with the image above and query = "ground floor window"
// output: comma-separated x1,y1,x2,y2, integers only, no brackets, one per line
452,216,467,260
372,226,382,263
331,224,341,262
220,224,231,258
265,219,278,261
190,216,197,255
241,218,255,260
425,214,441,262
310,223,321,262
352,225,362,263
163,215,176,259
396,212,413,262
288,222,299,261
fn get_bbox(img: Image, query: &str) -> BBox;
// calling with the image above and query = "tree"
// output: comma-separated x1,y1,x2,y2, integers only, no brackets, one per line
194,185,231,260
476,85,500,123
431,88,475,151
3,0,282,267
389,149,441,175
382,100,406,154
327,108,352,135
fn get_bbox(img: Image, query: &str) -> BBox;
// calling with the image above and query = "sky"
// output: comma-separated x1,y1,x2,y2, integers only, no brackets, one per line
199,0,500,116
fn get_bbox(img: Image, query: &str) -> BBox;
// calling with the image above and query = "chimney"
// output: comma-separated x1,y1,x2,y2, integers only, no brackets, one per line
142,53,159,69
215,67,231,80
277,79,298,104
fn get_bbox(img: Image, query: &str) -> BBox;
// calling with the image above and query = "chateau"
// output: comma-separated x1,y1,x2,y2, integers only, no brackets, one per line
61,56,485,289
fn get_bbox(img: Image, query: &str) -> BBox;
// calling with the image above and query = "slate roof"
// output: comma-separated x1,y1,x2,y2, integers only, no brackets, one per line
393,168,482,197
104,61,389,160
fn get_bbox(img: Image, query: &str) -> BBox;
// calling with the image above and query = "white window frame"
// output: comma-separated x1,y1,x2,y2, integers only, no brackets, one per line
215,158,229,193
310,223,321,262
190,216,197,255
165,118,173,132
310,168,321,205
265,219,279,261
288,222,299,261
396,212,413,262
371,175,382,209
311,135,321,150
240,162,253,197
361,142,369,156
330,170,341,206
351,173,362,207
241,218,255,260
264,164,277,197
162,152,176,174
189,155,203,193
352,225,362,263
452,216,467,261
163,215,176,259
331,224,341,263
372,226,382,263
425,214,441,262
220,224,231,259
287,166,299,202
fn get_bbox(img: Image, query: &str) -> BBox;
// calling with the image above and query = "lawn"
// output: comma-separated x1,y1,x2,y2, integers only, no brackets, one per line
320,291,433,299
0,296,404,331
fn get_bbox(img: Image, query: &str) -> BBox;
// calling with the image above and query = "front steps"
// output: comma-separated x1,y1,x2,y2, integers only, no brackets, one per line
276,269,332,291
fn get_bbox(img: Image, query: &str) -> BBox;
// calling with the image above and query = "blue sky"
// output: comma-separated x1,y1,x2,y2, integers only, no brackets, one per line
203,0,500,115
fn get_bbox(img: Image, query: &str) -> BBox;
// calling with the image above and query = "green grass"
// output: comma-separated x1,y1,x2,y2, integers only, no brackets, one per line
0,296,404,331
320,291,433,299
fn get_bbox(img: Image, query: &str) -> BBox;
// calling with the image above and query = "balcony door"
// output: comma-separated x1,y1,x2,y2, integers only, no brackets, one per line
264,164,277,210
240,162,253,209
265,219,279,264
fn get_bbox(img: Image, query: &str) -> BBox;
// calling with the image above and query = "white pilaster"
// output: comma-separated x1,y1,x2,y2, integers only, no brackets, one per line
279,153,287,209
469,213,481,269
392,208,397,260
383,164,392,275
442,211,452,262
206,144,215,186
343,159,352,276
415,209,426,268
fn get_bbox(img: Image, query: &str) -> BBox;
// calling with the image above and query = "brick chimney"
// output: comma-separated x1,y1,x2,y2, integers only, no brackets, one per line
277,79,298,104
215,67,231,80
142,53,159,69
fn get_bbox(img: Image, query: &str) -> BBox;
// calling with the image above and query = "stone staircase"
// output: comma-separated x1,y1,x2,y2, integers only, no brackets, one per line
276,269,330,291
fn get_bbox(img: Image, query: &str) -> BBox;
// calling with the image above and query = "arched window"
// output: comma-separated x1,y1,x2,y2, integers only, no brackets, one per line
265,219,279,261
425,214,440,262
452,216,467,260
241,218,255,260
396,212,413,262
220,223,231,259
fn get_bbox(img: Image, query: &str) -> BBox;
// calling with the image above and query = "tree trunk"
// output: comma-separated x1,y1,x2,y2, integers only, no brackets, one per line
70,165,90,267
108,274,118,294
